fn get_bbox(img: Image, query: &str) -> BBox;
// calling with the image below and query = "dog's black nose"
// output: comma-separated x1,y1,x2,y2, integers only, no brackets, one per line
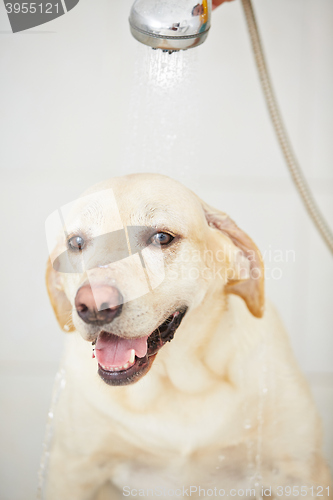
75,284,123,325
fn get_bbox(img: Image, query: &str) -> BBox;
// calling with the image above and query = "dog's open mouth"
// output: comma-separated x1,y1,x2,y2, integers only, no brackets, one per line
94,308,187,386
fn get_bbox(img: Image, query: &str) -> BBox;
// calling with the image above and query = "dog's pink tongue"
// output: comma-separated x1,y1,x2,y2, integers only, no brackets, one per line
95,333,148,367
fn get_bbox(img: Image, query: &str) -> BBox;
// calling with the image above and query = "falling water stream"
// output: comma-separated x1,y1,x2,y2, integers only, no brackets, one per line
229,322,275,499
37,366,66,499
37,46,200,498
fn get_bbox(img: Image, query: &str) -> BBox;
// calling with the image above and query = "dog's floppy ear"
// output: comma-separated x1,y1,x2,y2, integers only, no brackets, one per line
202,202,265,318
46,258,75,332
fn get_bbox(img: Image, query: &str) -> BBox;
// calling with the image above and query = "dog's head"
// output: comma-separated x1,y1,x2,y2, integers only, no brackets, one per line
46,174,264,386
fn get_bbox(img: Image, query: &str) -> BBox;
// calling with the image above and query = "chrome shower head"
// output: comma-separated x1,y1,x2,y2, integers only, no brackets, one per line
129,0,212,52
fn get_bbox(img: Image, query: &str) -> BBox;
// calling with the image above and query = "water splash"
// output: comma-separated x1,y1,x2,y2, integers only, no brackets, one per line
253,349,268,491
238,353,256,485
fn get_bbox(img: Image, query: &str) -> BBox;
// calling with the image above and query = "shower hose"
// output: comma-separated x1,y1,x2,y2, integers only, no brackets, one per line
241,0,333,256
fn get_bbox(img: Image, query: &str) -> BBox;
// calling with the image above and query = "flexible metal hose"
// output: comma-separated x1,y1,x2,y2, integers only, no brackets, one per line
241,0,333,255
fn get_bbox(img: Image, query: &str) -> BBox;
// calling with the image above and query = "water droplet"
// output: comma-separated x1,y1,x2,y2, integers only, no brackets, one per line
244,419,252,429
218,455,225,461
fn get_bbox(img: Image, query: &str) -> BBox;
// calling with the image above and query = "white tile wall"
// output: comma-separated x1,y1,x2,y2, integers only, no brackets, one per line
0,0,332,498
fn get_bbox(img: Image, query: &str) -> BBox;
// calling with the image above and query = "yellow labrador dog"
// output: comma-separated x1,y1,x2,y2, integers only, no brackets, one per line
45,174,331,500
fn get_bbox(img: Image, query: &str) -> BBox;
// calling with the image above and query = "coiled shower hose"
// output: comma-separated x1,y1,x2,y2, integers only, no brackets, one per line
241,0,333,255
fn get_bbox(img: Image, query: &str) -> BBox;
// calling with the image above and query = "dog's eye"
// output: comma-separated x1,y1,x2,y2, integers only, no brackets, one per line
68,235,85,251
150,232,174,247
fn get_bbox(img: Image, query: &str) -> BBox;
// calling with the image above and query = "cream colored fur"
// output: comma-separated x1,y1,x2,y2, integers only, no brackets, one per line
45,174,331,500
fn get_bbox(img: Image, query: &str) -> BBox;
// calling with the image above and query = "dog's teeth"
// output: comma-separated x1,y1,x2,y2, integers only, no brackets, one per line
129,349,135,364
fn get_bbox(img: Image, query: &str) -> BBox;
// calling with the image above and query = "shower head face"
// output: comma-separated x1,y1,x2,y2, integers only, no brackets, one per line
129,0,212,51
